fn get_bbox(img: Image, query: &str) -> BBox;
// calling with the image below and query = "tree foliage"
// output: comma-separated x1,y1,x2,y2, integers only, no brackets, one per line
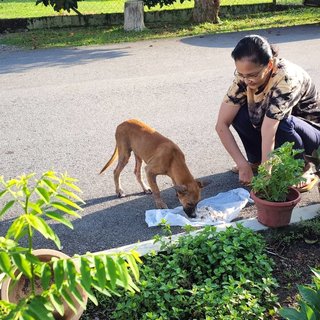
36,0,82,13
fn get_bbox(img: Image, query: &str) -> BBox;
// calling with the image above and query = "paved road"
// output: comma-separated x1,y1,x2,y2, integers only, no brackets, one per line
1,25,319,255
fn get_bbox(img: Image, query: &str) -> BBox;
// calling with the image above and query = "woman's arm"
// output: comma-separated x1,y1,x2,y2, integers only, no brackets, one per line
215,102,254,184
261,115,280,163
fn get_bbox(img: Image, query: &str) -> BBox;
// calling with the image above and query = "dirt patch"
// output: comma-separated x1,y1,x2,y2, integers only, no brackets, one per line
262,226,320,319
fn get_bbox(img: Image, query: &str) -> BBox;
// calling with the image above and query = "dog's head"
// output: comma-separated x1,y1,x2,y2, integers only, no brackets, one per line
304,149,320,176
174,179,207,218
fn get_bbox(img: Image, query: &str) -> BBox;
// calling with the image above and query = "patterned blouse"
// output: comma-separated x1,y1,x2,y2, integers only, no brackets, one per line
223,58,320,130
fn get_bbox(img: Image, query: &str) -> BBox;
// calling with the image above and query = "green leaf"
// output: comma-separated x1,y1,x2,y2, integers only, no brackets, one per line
94,256,106,289
0,190,8,198
80,257,97,304
42,179,57,192
27,296,55,320
6,216,27,240
64,181,82,193
300,302,317,320
311,268,320,281
6,179,18,188
125,253,140,282
60,188,85,203
0,252,15,278
53,259,65,291
45,211,73,229
106,256,117,289
51,202,81,218
12,253,32,278
68,285,87,310
20,311,38,320
49,293,64,317
127,276,140,293
278,307,303,320
65,259,77,290
298,285,320,313
28,201,42,214
25,215,61,248
35,187,50,204
0,200,15,218
80,257,92,289
60,287,77,314
118,257,129,289
40,263,52,290
56,194,82,211
91,282,112,297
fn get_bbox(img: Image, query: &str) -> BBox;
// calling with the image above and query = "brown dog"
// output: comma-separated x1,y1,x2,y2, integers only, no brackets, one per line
304,150,320,195
100,119,204,217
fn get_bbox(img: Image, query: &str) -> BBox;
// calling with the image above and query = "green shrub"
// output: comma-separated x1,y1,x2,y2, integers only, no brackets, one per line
98,225,278,320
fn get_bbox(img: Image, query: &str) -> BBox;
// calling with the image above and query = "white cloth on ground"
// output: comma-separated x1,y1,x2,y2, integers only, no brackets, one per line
145,188,252,227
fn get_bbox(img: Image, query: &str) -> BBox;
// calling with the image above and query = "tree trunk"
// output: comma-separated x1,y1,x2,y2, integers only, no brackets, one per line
193,0,220,24
124,0,145,31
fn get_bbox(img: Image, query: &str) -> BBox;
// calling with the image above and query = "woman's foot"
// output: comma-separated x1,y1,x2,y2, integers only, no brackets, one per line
295,165,319,193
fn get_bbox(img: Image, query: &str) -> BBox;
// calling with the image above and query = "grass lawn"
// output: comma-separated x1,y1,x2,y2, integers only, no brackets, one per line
1,0,278,18
0,7,319,49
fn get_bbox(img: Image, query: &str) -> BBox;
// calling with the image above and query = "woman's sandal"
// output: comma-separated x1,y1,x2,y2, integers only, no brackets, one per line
296,174,319,193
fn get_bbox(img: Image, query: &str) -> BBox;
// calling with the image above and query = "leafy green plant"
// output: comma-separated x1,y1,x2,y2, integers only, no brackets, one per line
279,268,320,320
0,171,140,319
86,224,278,319
251,142,305,202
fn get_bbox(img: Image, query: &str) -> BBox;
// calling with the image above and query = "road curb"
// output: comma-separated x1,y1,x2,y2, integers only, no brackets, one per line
96,203,320,257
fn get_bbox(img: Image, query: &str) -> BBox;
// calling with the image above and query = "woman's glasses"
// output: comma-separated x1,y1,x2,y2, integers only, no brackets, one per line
234,65,268,81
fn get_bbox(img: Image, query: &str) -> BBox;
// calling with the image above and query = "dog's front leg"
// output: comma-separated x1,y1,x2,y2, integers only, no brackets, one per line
145,168,168,209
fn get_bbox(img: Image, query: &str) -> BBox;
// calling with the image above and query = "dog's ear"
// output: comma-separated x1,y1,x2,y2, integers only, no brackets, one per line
304,155,320,168
174,185,188,195
195,179,210,189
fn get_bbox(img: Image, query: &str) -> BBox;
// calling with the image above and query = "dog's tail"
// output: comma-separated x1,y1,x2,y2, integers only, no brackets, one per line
100,146,118,174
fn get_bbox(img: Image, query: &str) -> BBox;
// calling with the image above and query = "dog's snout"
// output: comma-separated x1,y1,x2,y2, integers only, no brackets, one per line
184,206,196,218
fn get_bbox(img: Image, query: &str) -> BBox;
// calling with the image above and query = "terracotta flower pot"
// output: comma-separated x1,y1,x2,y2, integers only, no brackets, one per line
0,249,87,320
250,187,301,228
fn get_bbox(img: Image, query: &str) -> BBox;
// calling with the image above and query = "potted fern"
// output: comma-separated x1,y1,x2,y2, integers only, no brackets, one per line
0,171,140,320
250,142,305,228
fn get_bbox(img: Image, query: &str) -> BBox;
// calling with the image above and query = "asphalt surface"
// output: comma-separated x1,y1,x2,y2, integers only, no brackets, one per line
1,25,320,255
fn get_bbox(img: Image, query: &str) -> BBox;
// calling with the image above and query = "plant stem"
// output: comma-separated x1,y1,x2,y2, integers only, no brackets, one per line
25,192,36,294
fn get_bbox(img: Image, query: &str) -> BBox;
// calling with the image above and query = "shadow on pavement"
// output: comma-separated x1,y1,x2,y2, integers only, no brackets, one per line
0,47,131,74
180,25,320,48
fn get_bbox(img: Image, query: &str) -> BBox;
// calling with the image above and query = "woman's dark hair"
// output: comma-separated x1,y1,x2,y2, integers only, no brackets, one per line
231,35,278,65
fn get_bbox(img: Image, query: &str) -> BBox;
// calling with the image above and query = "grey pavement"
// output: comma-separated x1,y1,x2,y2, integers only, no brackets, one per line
0,25,319,255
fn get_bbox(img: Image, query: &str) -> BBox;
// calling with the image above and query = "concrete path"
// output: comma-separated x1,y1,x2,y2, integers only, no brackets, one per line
0,25,319,255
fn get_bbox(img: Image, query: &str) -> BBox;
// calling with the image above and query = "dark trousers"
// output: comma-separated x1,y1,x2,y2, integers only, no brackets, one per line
232,106,320,163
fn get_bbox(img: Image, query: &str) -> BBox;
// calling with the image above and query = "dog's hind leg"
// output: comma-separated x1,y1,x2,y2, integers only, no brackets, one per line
114,148,131,198
134,154,152,194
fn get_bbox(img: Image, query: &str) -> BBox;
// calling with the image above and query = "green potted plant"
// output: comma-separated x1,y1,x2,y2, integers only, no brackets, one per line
0,171,140,320
250,142,305,228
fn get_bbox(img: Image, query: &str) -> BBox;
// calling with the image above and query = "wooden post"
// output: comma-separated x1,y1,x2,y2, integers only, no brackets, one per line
124,0,145,31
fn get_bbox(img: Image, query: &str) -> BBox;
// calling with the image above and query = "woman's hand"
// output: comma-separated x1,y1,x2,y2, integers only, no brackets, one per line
238,163,254,186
